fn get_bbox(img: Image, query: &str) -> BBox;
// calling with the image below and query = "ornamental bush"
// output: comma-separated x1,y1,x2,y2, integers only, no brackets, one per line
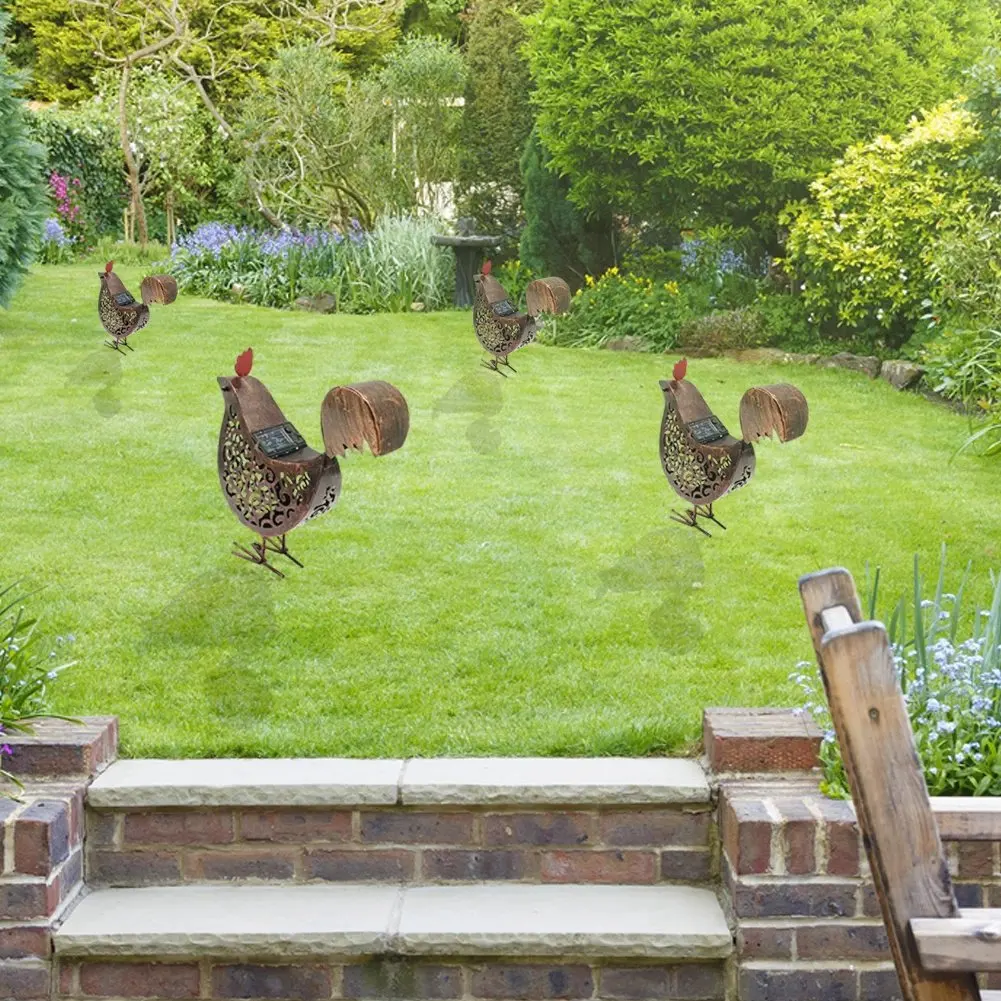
539,268,692,352
0,12,47,307
524,0,993,246
781,101,996,348
26,105,126,242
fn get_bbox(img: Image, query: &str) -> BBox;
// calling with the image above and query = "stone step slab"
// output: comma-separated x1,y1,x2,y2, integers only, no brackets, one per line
87,758,710,809
55,883,733,961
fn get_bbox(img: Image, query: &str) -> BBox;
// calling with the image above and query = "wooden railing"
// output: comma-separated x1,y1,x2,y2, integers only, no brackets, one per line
799,566,1001,1001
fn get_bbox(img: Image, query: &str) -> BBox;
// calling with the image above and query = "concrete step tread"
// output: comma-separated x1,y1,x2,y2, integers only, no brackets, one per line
55,883,733,960
87,758,710,809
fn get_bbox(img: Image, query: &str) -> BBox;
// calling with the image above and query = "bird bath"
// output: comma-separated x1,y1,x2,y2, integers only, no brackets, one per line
432,221,501,307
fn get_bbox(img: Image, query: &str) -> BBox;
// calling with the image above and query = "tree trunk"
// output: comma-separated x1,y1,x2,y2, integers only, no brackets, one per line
118,61,149,250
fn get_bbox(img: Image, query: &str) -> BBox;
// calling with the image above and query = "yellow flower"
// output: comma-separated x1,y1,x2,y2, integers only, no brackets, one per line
585,274,595,287
663,281,680,295
606,266,619,276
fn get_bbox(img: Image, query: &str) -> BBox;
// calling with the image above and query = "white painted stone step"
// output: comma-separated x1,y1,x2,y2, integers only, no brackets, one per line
56,884,733,960
87,757,710,808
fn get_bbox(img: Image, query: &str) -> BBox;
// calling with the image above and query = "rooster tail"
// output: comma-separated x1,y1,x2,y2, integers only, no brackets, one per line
140,275,178,306
320,381,410,458
525,277,571,317
739,384,809,443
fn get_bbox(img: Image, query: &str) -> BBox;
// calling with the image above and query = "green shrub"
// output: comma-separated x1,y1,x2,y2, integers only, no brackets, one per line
794,546,1001,799
26,105,126,242
0,13,47,308
966,47,1001,183
493,257,536,310
0,583,76,793
781,101,996,348
519,129,616,288
524,0,994,247
752,292,822,352
539,268,691,351
678,308,767,355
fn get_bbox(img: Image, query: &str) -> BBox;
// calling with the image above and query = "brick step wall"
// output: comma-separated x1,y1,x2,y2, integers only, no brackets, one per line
86,803,714,887
54,956,729,1001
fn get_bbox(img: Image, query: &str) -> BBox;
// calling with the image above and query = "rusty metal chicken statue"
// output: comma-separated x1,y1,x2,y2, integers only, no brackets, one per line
217,348,409,576
659,358,808,536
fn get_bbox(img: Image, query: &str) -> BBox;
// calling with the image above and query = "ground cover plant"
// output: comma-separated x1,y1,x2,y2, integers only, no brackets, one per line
2,263,1001,758
794,546,1001,797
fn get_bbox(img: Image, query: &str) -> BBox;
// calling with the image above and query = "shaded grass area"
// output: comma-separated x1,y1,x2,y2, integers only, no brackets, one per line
1,263,1000,758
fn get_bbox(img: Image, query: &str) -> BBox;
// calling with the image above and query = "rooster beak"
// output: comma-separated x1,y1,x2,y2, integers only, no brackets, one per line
659,380,672,391
217,376,233,392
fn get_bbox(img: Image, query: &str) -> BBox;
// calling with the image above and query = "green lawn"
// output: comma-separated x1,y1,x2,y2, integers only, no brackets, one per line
1,263,999,758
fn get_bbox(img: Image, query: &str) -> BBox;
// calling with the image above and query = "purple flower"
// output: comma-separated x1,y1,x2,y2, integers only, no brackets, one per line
0,744,12,757
42,218,73,248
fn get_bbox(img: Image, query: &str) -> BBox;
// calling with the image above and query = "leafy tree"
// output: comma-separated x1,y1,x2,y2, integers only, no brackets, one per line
524,0,994,248
519,129,615,288
455,0,537,242
0,12,47,307
400,0,465,43
966,47,1001,185
376,35,466,210
781,101,997,346
236,44,375,227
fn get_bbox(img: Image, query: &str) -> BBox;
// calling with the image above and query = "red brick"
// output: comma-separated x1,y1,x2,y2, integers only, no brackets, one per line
342,960,461,999
858,966,903,1001
731,878,857,919
124,811,234,845
673,963,724,1000
86,812,119,847
79,961,200,998
424,850,527,881
88,849,180,885
211,963,330,999
0,925,50,959
600,967,671,999
736,924,793,960
598,809,710,848
721,796,773,875
305,849,414,881
704,707,821,773
796,922,890,960
15,800,71,876
957,842,995,878
739,966,855,1001
0,879,57,920
540,851,656,884
360,812,474,844
815,798,860,877
483,813,593,847
240,810,352,843
0,960,51,999
772,799,815,875
59,961,76,995
1,717,116,778
660,849,711,882
860,882,883,918
470,963,593,999
954,882,984,907
187,850,295,881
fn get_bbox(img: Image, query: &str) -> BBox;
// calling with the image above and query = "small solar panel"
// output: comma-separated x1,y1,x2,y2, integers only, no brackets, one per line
687,416,728,444
252,422,308,458
114,292,136,306
491,299,517,317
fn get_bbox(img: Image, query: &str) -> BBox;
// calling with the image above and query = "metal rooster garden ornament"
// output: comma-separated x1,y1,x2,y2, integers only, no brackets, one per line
659,358,808,536
473,260,570,375
97,261,177,352
217,348,410,577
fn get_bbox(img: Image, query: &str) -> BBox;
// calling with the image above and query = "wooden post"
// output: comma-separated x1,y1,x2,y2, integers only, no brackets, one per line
799,568,981,1001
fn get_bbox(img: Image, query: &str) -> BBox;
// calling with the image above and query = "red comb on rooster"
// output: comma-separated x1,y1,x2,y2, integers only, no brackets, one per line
234,348,253,378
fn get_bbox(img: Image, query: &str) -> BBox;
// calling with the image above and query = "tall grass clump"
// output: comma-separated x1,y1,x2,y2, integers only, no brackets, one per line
169,213,454,313
793,544,1001,798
